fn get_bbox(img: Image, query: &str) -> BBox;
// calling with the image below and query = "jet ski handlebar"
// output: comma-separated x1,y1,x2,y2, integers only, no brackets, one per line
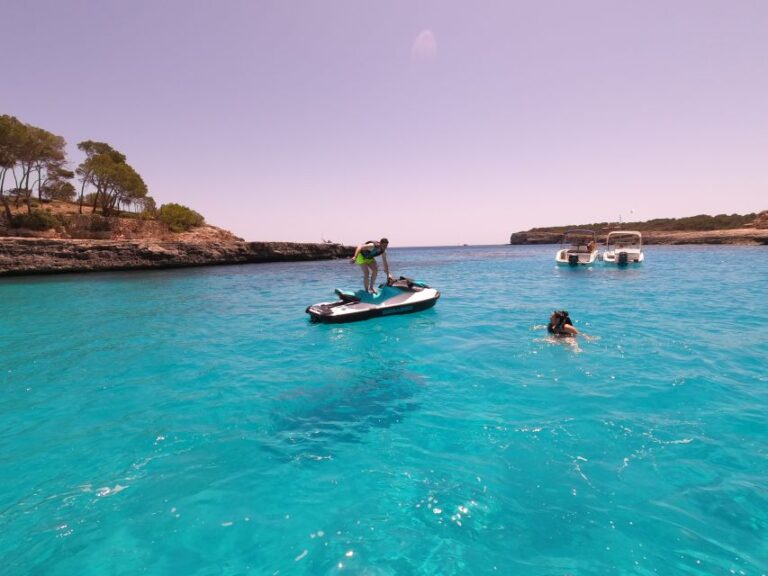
386,276,429,291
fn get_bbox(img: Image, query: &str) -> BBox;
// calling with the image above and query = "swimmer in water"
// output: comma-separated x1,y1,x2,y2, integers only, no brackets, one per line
548,310,579,336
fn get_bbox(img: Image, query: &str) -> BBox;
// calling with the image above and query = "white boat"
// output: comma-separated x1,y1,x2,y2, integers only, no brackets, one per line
555,229,599,265
602,230,644,264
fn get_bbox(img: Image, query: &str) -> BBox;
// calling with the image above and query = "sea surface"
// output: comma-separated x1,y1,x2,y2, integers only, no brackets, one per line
1,245,766,575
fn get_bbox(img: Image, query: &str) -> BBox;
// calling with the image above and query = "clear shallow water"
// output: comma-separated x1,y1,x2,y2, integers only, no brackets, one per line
1,245,766,575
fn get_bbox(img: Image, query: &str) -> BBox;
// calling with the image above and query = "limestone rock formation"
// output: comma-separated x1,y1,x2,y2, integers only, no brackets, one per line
0,238,353,277
0,208,355,276
508,228,768,245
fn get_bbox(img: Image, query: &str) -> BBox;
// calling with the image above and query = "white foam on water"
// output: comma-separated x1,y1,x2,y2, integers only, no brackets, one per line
96,484,128,497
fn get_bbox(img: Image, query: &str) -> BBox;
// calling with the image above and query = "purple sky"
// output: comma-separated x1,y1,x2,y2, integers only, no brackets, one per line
3,0,766,245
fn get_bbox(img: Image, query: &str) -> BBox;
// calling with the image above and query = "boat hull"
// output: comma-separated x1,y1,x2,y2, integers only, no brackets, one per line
603,250,644,264
555,249,598,265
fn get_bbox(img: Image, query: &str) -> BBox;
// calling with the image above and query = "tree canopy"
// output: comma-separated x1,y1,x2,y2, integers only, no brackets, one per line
1,116,159,224
0,115,67,218
0,115,213,238
76,140,148,215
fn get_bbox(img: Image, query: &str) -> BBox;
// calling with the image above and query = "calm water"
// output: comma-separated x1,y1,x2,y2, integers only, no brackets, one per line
1,245,766,575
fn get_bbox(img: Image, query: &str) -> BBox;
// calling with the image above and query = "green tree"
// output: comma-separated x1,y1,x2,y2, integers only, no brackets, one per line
12,124,66,213
75,141,124,213
76,141,148,215
30,128,67,207
0,115,69,216
39,165,75,201
0,115,26,220
41,179,77,202
139,195,157,217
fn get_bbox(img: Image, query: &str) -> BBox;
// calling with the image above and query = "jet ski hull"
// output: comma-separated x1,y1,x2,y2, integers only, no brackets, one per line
306,281,440,324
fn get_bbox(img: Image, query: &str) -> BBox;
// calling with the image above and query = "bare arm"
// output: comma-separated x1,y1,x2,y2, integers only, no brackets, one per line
381,251,391,277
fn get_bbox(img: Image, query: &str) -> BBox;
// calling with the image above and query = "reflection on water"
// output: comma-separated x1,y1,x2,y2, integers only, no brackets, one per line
270,366,425,458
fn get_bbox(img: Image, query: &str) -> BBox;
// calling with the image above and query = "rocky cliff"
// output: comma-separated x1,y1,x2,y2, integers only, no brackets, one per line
0,237,354,277
509,228,768,245
511,211,768,245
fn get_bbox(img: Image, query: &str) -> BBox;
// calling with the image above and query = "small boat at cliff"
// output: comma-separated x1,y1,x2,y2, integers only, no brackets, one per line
602,230,644,264
306,277,440,323
555,229,599,265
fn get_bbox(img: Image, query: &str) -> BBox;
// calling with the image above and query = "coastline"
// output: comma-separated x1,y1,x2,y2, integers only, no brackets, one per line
509,227,768,245
0,237,353,277
4,223,767,279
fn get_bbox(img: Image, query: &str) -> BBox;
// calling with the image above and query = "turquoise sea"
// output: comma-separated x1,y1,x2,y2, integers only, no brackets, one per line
1,245,766,575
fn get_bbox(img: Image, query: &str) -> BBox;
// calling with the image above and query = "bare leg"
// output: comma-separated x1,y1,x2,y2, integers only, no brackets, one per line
369,261,379,293
361,265,370,292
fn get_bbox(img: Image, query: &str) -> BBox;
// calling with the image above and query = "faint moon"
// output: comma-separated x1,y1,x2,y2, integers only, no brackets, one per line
411,30,437,62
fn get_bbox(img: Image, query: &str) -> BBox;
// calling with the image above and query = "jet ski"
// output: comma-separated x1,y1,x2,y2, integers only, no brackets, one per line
306,277,440,323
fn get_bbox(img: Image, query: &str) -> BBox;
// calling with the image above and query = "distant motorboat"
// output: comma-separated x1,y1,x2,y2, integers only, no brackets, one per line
555,229,598,265
602,230,644,264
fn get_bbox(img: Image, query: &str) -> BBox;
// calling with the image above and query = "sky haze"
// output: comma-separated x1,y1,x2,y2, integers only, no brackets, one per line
3,1,767,245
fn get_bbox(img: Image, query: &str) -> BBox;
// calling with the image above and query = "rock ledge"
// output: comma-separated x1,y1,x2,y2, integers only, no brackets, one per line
509,228,768,245
0,237,353,277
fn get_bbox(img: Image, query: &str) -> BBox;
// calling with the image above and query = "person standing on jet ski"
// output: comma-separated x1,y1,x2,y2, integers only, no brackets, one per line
351,238,393,294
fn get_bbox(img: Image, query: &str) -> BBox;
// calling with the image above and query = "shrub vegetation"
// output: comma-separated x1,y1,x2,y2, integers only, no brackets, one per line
89,215,112,232
10,211,61,230
528,213,759,234
157,203,204,232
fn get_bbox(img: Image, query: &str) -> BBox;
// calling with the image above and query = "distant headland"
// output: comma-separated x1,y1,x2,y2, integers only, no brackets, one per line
510,212,768,245
0,114,352,276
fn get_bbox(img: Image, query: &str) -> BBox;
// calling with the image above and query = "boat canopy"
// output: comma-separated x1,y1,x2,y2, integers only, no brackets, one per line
606,230,642,247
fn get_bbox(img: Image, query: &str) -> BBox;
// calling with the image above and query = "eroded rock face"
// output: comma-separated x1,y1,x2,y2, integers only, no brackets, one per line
509,228,768,245
0,238,354,277
509,231,561,244
755,211,768,229
640,229,768,245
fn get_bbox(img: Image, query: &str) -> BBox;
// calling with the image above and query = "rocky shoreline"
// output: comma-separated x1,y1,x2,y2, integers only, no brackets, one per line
509,228,768,245
4,224,766,279
0,237,354,277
